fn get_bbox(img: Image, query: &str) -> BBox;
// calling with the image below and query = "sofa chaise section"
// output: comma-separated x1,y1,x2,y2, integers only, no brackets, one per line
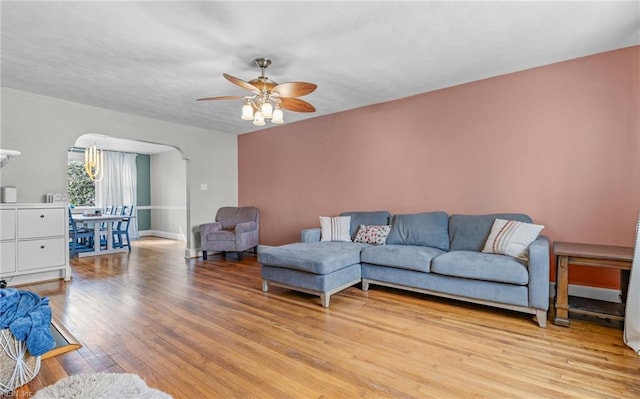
260,242,371,307
259,211,390,307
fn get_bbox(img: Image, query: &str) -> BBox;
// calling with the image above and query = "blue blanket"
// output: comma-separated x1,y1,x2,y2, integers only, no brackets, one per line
0,288,55,356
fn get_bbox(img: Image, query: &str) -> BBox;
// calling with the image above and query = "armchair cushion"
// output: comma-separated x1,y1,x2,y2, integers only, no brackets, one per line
206,230,235,241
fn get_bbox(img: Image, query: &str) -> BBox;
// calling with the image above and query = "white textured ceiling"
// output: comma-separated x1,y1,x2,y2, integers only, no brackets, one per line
2,1,639,135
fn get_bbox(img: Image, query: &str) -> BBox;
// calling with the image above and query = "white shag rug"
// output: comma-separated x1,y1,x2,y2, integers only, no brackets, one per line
33,373,172,399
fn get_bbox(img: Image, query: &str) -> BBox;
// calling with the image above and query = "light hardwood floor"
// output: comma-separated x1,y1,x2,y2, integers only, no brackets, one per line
19,237,640,398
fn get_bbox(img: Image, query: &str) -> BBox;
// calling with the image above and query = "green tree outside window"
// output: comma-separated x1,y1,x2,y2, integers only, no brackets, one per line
67,160,95,206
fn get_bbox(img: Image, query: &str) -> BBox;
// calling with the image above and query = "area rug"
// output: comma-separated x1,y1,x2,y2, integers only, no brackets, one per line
33,373,172,399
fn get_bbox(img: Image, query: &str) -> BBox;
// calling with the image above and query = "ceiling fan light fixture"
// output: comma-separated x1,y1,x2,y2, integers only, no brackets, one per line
241,101,254,120
253,111,265,126
198,57,316,127
271,107,284,124
261,102,273,119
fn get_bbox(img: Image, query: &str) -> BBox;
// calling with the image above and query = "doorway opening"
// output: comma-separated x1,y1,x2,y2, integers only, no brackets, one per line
69,134,187,243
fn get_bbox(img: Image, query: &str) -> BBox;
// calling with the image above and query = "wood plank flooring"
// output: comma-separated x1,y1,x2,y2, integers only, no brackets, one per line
17,237,640,398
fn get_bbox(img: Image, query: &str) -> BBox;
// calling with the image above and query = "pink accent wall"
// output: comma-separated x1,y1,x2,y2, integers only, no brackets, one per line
239,46,640,289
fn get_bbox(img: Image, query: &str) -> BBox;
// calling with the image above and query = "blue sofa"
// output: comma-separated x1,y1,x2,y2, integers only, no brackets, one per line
259,211,550,327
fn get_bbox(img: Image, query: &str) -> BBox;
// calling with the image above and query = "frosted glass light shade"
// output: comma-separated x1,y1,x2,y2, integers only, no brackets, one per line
253,111,265,126
271,107,284,124
261,102,273,119
241,103,254,120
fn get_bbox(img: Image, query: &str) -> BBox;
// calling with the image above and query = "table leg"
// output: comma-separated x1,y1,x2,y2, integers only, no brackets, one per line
107,223,114,251
93,222,102,253
554,255,570,327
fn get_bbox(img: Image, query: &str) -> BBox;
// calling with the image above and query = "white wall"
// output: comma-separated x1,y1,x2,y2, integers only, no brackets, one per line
0,87,237,257
150,150,187,240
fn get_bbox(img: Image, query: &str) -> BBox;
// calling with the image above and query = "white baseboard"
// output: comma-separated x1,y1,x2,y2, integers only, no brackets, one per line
549,282,622,303
138,230,186,241
185,248,199,259
5,270,67,287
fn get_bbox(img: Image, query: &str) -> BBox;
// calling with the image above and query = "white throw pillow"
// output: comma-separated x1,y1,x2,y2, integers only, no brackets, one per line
482,219,544,260
319,216,352,242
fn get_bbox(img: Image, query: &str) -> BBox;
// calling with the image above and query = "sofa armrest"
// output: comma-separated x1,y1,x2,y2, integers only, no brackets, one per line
301,228,321,243
528,235,550,310
200,222,223,236
235,221,258,235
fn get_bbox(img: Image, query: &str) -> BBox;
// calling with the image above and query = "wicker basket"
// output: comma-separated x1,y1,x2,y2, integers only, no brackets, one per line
0,328,40,394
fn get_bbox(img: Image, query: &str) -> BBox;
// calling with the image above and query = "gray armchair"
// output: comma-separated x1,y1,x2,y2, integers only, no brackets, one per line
200,206,259,260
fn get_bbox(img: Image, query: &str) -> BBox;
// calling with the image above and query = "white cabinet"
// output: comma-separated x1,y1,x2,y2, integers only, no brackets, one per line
1,241,16,274
18,208,65,239
0,203,70,286
1,209,16,240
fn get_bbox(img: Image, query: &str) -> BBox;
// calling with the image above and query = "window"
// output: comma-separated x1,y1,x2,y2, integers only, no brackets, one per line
67,155,95,207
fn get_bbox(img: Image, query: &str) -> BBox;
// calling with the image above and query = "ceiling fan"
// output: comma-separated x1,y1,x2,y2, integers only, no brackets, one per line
197,57,317,125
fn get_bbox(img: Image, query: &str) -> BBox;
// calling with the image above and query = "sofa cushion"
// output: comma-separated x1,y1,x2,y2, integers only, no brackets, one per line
448,213,532,252
258,242,370,275
431,251,529,285
320,216,352,242
340,211,391,240
386,211,450,251
361,245,445,273
354,225,391,245
482,219,544,260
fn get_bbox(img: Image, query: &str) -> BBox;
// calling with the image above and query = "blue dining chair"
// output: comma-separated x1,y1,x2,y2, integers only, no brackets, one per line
96,205,114,246
113,205,134,251
68,210,95,257
98,205,123,249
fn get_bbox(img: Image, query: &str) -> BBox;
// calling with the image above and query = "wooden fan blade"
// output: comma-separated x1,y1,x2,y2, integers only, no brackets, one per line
196,95,244,101
280,97,316,113
271,82,317,98
223,73,259,92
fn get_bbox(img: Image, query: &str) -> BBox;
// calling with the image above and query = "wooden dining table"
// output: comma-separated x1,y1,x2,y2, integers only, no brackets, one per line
72,214,132,257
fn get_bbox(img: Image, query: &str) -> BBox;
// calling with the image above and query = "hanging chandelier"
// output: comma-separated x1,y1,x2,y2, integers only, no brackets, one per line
84,143,103,182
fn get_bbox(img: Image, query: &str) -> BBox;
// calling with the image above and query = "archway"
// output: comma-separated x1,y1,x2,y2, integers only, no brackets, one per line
70,134,189,249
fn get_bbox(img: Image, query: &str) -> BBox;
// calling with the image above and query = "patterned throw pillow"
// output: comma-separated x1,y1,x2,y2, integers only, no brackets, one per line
319,216,352,242
482,219,544,260
354,225,391,245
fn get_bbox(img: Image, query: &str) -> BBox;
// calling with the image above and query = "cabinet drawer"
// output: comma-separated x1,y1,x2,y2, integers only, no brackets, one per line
1,241,16,275
1,209,16,240
18,208,65,239
17,238,66,271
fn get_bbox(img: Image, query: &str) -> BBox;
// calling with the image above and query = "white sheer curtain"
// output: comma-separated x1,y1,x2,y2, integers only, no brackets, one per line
624,213,640,355
95,151,139,239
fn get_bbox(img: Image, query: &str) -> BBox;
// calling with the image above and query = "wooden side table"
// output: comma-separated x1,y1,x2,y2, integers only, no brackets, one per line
553,241,633,327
